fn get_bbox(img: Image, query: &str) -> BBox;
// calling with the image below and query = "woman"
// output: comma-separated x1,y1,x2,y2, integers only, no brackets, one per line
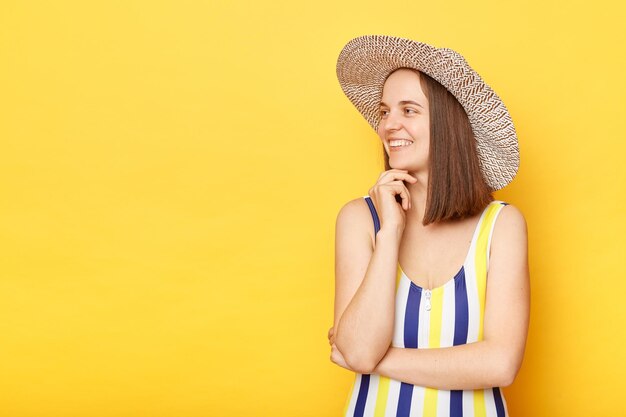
328,35,530,417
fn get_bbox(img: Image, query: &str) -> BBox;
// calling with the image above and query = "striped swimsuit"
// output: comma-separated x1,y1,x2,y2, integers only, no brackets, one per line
342,196,510,417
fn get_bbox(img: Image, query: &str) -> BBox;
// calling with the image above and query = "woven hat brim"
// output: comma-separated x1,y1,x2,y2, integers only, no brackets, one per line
336,35,519,191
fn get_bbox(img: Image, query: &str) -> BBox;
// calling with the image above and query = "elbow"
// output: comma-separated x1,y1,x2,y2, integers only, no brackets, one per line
495,367,515,388
344,352,379,374
492,353,521,388
336,338,381,374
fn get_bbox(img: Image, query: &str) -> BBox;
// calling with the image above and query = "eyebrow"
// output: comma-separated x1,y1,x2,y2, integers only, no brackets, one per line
379,100,424,109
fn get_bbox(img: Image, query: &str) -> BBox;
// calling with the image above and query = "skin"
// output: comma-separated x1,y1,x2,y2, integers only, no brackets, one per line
329,68,530,389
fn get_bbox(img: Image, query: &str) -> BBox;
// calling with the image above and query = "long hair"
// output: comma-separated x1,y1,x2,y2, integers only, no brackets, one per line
383,68,493,225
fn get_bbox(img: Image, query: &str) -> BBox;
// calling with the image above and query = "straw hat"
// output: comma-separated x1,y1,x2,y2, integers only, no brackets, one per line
336,34,519,191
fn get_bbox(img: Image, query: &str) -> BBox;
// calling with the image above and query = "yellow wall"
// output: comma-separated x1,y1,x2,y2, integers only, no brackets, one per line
1,0,624,415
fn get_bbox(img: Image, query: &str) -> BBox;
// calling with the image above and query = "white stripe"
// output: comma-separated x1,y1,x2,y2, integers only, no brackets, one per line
440,283,456,347
464,204,489,344
484,388,497,417
410,385,426,417
393,275,411,348
464,252,480,343
436,287,455,417
436,389,451,417
462,390,475,417
385,379,402,416
486,203,505,271
417,289,430,348
344,373,361,417
363,374,380,417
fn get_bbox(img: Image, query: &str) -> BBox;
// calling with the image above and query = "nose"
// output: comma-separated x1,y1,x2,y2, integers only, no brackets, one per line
382,109,402,133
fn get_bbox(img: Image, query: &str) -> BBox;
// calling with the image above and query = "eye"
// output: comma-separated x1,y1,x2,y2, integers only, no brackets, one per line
379,109,389,117
405,108,417,114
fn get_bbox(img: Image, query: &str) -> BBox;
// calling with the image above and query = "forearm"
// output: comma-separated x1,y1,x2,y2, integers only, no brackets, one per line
336,228,401,372
373,341,514,390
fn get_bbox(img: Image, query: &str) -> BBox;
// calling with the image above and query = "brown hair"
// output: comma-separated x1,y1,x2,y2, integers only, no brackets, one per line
383,68,493,225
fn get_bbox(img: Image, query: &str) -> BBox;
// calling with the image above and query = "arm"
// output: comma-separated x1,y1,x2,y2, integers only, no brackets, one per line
333,198,402,374
373,205,530,389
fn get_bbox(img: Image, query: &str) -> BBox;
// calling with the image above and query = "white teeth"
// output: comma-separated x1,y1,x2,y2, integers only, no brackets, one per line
389,139,412,147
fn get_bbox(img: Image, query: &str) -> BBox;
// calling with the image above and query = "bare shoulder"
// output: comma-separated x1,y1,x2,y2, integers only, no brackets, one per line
336,196,376,250
494,203,528,240
490,203,528,262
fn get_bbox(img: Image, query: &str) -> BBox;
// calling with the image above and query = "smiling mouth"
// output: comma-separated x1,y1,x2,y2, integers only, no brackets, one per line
389,139,413,149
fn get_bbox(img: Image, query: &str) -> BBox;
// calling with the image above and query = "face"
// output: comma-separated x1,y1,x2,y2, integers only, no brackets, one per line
377,68,430,173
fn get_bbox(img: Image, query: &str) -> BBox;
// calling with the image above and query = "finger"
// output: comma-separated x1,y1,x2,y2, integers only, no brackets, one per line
331,344,348,369
379,170,418,184
377,170,408,185
384,182,408,210
400,171,418,181
375,177,415,210
378,169,407,181
385,181,412,210
369,180,412,212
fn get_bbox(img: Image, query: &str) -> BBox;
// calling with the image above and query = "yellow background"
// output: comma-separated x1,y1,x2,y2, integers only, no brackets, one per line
1,0,625,416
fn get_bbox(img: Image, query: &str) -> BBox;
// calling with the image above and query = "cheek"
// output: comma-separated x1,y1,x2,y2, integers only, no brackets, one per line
418,124,430,142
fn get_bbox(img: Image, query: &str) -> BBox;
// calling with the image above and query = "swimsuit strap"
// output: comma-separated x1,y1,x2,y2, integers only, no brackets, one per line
362,195,380,236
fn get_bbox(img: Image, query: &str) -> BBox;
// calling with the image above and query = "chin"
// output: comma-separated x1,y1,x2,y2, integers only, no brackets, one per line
390,160,417,170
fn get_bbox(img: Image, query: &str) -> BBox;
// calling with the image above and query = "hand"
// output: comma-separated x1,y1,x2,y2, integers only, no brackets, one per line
328,326,335,346
330,342,352,371
368,169,418,233
328,326,353,370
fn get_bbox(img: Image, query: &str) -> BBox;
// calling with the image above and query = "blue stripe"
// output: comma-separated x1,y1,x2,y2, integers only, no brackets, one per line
397,285,421,416
364,196,380,235
453,267,469,345
450,390,463,417
397,383,414,417
450,267,469,416
404,286,420,348
353,374,370,417
493,387,505,417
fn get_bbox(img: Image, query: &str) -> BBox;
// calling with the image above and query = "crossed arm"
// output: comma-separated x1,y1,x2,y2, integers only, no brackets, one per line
330,202,530,390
